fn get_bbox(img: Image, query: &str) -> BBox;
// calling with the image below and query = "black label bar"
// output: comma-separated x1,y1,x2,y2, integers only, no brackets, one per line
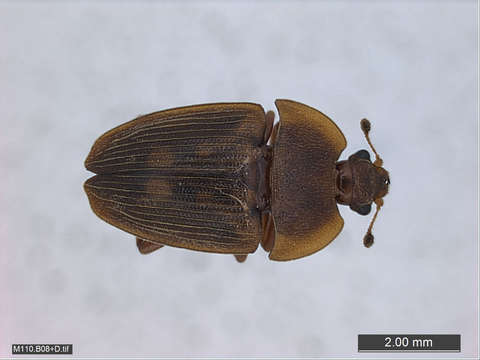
12,344,73,355
358,334,460,352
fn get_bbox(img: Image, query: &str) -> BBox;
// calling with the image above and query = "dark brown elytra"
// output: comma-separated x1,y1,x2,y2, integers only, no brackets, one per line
84,99,390,262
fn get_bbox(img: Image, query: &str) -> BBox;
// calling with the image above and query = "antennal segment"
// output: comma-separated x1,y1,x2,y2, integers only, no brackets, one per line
363,198,383,248
360,118,383,167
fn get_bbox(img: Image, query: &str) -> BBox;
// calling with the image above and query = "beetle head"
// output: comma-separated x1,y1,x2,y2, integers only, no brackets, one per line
335,119,390,247
335,150,390,215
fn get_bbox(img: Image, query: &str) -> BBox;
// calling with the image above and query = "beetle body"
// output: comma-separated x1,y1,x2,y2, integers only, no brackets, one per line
84,99,390,262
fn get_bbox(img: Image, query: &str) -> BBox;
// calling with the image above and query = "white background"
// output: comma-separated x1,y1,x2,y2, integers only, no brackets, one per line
1,1,478,358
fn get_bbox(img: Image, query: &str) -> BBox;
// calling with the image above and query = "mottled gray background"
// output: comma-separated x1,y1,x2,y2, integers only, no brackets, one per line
0,1,478,358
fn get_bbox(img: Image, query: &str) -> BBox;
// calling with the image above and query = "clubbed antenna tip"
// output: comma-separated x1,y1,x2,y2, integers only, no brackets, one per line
363,233,374,248
360,118,371,133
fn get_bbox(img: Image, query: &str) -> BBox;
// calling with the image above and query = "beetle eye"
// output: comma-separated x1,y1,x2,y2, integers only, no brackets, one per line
356,203,372,215
384,177,390,185
354,149,371,161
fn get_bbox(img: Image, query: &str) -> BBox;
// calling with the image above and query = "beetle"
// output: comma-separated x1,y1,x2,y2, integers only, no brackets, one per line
84,99,390,262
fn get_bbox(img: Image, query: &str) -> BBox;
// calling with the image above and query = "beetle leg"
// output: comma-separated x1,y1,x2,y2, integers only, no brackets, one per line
263,110,275,144
234,254,248,263
260,213,275,252
261,212,268,230
269,122,279,146
136,237,164,255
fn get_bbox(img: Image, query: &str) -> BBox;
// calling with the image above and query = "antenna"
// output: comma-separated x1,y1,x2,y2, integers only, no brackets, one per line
363,198,383,248
360,119,383,167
